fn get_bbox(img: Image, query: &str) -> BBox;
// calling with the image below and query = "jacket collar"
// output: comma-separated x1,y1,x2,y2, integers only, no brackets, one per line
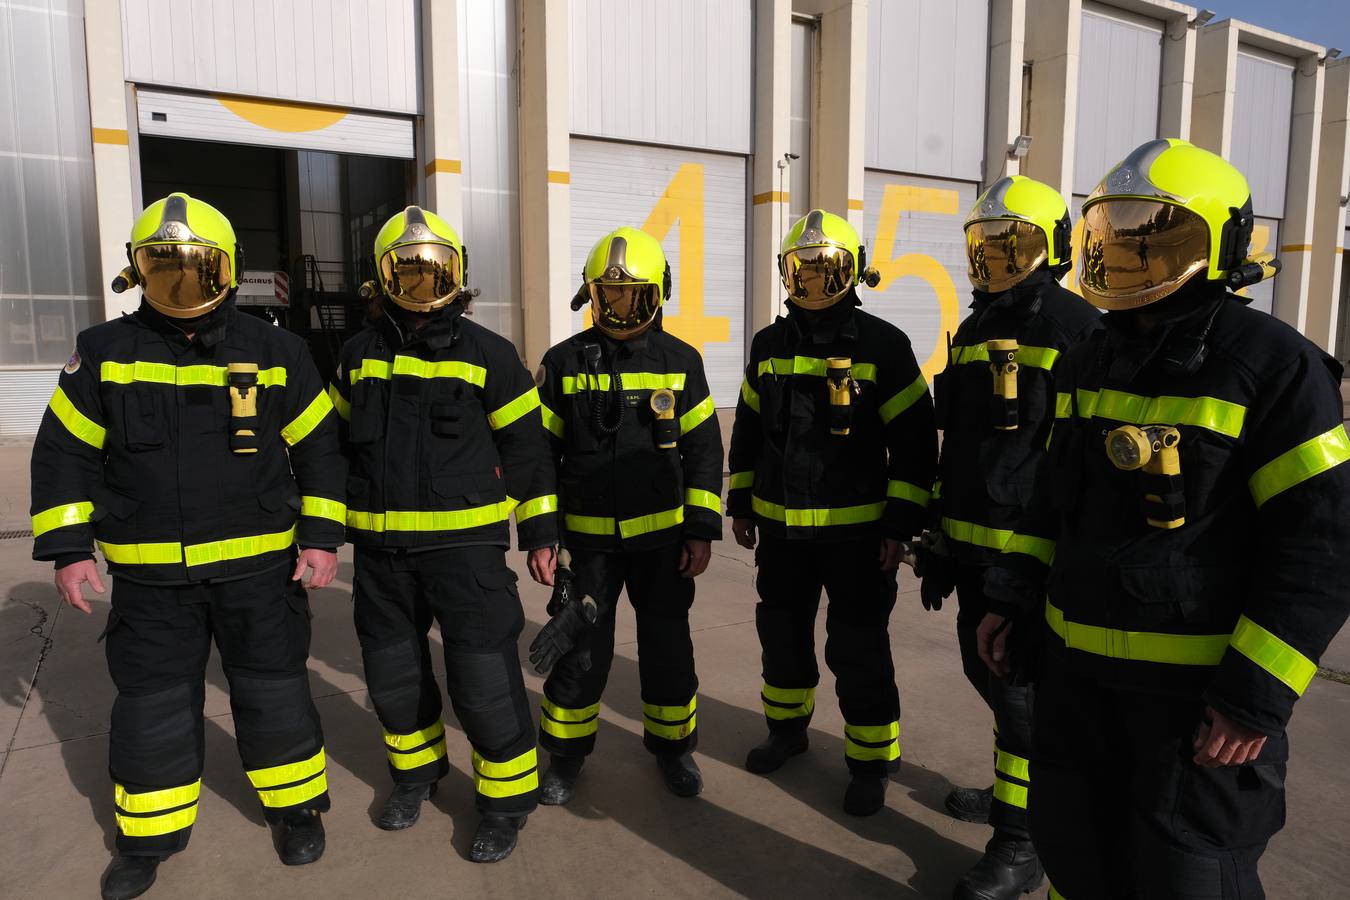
133,296,237,351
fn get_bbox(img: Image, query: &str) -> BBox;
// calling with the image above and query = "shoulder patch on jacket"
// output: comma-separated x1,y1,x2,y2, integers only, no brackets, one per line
63,350,81,374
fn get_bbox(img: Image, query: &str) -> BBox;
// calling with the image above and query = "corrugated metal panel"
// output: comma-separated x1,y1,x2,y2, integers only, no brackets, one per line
570,138,747,406
121,0,419,114
865,0,988,181
136,88,415,158
0,369,58,436
1233,49,1294,218
1073,4,1162,196
569,0,753,154
788,20,813,222
1241,216,1280,315
459,0,521,348
862,169,979,381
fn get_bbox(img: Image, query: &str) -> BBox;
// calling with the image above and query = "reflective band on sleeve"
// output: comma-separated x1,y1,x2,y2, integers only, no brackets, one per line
752,496,885,527
761,683,815,720
680,395,716,434
757,356,878,382
561,372,686,393
516,494,558,523
115,780,201,814
995,748,1030,782
740,378,761,412
941,516,1013,551
49,386,106,449
347,501,516,533
1248,424,1350,508
301,496,346,524
951,344,1059,371
879,375,929,424
685,487,723,516
618,506,684,539
327,384,350,421
182,528,295,568
246,748,326,789
488,387,541,430
32,501,94,537
994,777,1028,809
1055,392,1072,419
728,472,753,490
564,513,615,535
116,804,198,837
1074,388,1246,438
886,480,931,508
1004,532,1056,566
350,356,488,387
99,361,287,387
540,402,566,438
389,740,448,770
474,748,538,780
282,391,334,445
1045,600,1229,665
385,720,445,751
256,772,328,808
1230,615,1318,696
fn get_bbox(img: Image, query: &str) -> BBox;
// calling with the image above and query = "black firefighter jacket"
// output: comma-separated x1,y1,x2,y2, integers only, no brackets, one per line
537,325,724,552
998,287,1350,737
727,297,938,542
329,304,557,553
30,300,346,584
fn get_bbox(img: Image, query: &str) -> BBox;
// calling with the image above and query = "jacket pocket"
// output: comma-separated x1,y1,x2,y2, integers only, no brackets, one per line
121,387,165,451
432,470,504,507
348,379,387,444
89,483,140,524
1118,563,1225,630
346,475,371,511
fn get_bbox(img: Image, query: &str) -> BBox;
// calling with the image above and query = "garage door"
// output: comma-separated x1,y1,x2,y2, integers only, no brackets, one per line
570,138,746,406
862,170,978,382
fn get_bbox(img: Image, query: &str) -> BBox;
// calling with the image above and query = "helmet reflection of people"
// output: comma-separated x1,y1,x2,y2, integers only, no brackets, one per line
963,175,1072,293
373,205,467,312
1078,138,1276,310
580,227,671,340
121,193,241,319
778,209,877,310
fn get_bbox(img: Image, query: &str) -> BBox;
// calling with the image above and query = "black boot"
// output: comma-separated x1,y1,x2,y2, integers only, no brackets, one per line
945,784,994,824
655,753,703,797
377,782,438,830
101,856,159,900
539,755,585,806
953,835,1044,900
470,814,527,863
275,809,326,866
843,775,887,816
745,732,809,774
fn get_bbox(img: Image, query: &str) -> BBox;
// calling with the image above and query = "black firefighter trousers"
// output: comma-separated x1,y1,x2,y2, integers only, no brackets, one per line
352,545,538,816
753,534,901,776
104,565,328,858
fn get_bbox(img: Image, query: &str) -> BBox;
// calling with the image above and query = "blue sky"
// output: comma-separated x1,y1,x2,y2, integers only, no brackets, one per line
1207,0,1350,53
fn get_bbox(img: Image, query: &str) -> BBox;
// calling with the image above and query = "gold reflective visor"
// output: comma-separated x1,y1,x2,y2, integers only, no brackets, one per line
965,220,1048,292
1079,199,1210,310
133,243,233,319
379,242,463,311
588,281,661,338
781,245,855,310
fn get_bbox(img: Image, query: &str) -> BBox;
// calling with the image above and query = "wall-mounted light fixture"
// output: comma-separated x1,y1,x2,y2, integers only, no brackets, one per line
1190,9,1216,27
1008,134,1033,160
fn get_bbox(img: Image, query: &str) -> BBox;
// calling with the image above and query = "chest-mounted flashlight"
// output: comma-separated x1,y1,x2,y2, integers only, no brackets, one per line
650,388,677,448
1105,424,1184,529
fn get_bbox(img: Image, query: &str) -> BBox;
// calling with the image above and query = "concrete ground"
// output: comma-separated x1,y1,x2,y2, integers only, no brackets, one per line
2,431,1349,899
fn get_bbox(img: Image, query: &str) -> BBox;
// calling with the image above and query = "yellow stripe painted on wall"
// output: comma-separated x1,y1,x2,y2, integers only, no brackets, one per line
92,128,128,145
1279,244,1314,253
216,96,348,132
847,198,864,210
425,158,462,176
752,190,789,205
547,170,571,184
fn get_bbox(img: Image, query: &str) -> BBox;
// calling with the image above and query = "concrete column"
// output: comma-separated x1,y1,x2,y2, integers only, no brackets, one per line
750,0,794,335
1272,54,1325,331
1191,21,1238,155
1305,59,1349,350
1021,0,1081,200
420,0,464,229
805,0,868,231
985,0,1027,185
517,0,572,368
1159,12,1197,139
84,1,138,321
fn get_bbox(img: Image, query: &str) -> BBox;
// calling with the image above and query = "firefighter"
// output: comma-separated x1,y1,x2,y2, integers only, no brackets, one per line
976,139,1350,897
728,209,938,816
524,227,723,803
31,193,344,900
917,176,1100,899
329,206,555,863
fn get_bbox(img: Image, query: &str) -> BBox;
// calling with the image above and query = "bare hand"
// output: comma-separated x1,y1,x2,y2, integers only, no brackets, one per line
54,559,104,614
977,612,1011,678
528,546,558,586
879,538,903,571
1193,706,1269,767
732,517,756,550
679,539,712,578
292,549,338,589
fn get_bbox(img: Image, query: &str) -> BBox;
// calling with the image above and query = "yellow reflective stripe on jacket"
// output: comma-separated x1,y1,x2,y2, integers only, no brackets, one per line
474,748,538,781
116,804,198,837
564,513,614,535
951,344,1060,371
995,748,1030,782
680,395,716,434
488,387,540,430
1248,424,1350,508
1004,532,1056,566
300,496,346,524
942,516,1013,551
99,528,296,568
757,356,878,382
32,501,94,537
256,772,328,808
540,402,566,438
49,386,106,449
619,506,684,539
516,494,558,523
389,741,448,770
994,777,1028,809
385,720,445,751
685,487,722,516
1074,388,1246,438
1230,615,1317,695
100,361,287,388
561,372,687,393
728,471,753,490
246,748,326,789
327,383,350,421
98,541,183,565
740,378,761,412
752,495,885,528
115,780,200,814
282,391,334,445
887,480,931,508
1048,885,1068,900
1055,392,1072,419
347,500,516,533
879,375,929,424
1045,600,1229,665
542,698,601,723
349,356,488,387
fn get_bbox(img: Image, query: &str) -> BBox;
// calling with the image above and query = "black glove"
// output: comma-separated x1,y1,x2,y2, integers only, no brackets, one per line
528,600,597,675
913,536,956,612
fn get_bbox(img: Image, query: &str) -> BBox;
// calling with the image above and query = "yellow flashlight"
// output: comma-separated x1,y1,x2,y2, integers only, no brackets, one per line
988,339,1019,431
650,388,677,449
827,356,853,436
1105,424,1183,528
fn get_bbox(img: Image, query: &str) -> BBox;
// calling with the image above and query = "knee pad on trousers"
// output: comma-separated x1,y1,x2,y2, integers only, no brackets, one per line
228,673,320,767
444,649,526,752
110,681,202,788
364,639,438,729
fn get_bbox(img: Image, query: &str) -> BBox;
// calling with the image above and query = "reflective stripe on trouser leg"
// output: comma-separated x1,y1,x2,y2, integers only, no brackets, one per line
642,694,697,756
992,734,1031,813
472,747,540,803
246,748,328,813
229,671,330,820
360,637,449,785
844,721,901,775
538,695,602,757
384,719,449,778
761,683,816,731
444,646,539,814
114,780,201,845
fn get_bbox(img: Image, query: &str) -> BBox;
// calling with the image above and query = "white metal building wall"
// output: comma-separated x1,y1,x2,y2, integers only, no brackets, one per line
568,0,753,154
1242,216,1280,315
569,138,746,406
458,0,521,347
1073,3,1162,196
788,19,814,224
296,151,344,266
1232,48,1295,219
122,0,420,114
865,0,988,182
